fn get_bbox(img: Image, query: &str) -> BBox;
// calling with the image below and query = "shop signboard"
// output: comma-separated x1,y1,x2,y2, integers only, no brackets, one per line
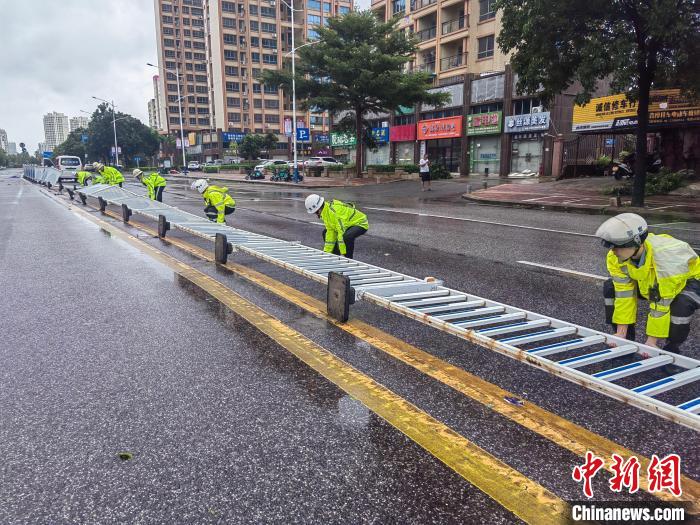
390,124,416,142
504,111,550,133
314,133,330,144
572,89,700,132
466,112,502,136
371,127,389,144
417,116,463,140
330,132,357,147
222,132,246,144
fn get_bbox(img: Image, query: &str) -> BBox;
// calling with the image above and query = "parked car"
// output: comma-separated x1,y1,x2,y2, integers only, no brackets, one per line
304,157,343,168
187,161,201,171
255,159,291,172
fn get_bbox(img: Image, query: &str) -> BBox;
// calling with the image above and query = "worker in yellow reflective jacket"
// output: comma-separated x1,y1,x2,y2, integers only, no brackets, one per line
93,162,125,187
133,169,167,201
191,178,236,223
305,194,368,259
596,213,700,353
76,168,92,186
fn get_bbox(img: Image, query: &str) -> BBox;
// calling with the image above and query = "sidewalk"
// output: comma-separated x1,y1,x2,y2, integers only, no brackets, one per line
463,177,700,221
175,170,403,188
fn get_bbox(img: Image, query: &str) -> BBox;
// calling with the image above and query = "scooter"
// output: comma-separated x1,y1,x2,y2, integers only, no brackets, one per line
245,168,265,180
612,160,633,180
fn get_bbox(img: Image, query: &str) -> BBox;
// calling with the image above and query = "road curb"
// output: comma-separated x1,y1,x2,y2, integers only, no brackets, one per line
462,193,700,222
172,174,404,189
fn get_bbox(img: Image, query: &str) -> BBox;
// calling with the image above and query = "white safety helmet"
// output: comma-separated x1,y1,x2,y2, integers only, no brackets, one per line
305,194,325,214
133,168,143,180
596,213,648,249
191,178,209,193
92,162,104,171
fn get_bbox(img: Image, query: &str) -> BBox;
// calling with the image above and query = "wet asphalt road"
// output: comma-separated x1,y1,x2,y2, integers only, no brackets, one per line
1,169,699,523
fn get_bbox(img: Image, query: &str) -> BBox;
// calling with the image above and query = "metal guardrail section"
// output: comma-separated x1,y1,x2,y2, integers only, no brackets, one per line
23,165,66,185
71,182,700,429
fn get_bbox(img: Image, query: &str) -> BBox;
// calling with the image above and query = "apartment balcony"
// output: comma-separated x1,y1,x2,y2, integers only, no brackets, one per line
439,52,467,71
410,0,437,12
441,15,466,36
416,25,437,42
416,60,436,74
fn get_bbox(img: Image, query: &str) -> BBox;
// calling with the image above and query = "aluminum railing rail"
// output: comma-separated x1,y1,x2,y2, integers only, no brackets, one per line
62,180,700,429
23,165,66,186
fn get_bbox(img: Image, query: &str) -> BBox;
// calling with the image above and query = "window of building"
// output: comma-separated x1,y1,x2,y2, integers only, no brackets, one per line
188,95,196,103
254,99,263,108
192,18,203,26
162,15,173,24
254,114,263,123
184,29,191,36
227,97,241,107
193,41,205,49
182,6,190,13
262,54,277,64
308,29,319,40
251,36,260,47
187,85,195,93
170,117,179,124
194,52,206,60
264,100,280,110
249,4,258,15
194,63,207,71
225,66,239,76
197,96,209,104
168,72,178,80
191,7,203,16
324,2,331,12
477,35,494,59
263,84,277,94
167,83,178,91
195,85,207,93
228,113,242,122
223,17,235,28
168,94,179,102
192,30,204,38
186,63,194,70
307,0,321,10
185,51,193,59
198,107,209,114
253,83,262,93
165,60,176,68
469,102,502,114
163,27,174,35
252,68,261,78
188,107,197,115
164,50,176,57
198,117,210,125
265,115,280,124
224,33,236,45
261,22,276,33
162,4,173,12
182,18,190,25
339,6,350,14
479,0,496,21
195,74,208,82
251,52,261,63
308,14,321,25
262,38,277,48
184,40,192,48
189,117,197,124
224,50,238,60
226,82,240,92
512,98,542,115
260,6,275,17
250,20,259,31
186,74,194,81
239,20,246,31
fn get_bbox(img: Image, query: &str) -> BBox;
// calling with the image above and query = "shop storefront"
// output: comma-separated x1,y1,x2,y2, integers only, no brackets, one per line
312,133,331,156
467,111,502,175
390,124,416,164
330,132,357,164
417,116,462,172
366,127,390,165
504,111,550,174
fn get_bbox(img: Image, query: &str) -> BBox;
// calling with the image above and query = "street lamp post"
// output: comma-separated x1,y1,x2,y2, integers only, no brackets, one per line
147,62,187,170
92,96,119,166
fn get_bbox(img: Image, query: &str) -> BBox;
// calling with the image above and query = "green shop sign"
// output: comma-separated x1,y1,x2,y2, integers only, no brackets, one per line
330,132,357,147
466,111,502,136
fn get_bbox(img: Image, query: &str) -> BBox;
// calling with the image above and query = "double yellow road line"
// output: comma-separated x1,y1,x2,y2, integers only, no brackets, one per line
60,195,698,521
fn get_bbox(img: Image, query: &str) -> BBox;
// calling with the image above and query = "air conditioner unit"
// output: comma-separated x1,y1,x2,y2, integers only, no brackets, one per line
269,0,276,5
531,106,543,113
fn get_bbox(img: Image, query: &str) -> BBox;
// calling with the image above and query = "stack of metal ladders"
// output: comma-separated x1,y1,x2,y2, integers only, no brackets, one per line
69,181,700,429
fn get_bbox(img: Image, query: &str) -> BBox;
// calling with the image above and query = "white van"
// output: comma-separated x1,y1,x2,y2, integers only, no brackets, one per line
55,156,82,172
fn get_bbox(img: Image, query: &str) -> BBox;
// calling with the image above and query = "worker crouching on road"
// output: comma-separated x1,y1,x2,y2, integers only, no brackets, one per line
93,162,125,187
305,194,368,259
597,213,700,353
133,169,166,202
76,167,93,186
191,179,236,224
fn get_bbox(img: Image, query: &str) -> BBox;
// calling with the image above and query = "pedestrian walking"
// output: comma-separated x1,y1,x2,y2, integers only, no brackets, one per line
305,194,368,259
419,153,431,191
596,213,700,353
133,169,166,202
191,179,236,224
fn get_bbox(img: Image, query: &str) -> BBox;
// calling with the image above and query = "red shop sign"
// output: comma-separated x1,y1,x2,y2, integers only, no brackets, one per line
389,124,417,142
417,116,463,140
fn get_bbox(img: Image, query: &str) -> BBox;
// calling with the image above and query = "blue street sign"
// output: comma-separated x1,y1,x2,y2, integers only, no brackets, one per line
605,138,614,147
42,151,53,159
133,156,141,162
81,134,88,144
222,132,246,143
371,127,389,144
315,133,330,144
296,127,310,142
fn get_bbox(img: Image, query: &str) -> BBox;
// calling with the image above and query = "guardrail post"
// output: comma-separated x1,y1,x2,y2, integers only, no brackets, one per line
121,204,132,223
158,214,170,238
58,181,64,193
79,193,87,205
215,233,233,264
327,271,355,322
98,197,107,213
67,188,75,201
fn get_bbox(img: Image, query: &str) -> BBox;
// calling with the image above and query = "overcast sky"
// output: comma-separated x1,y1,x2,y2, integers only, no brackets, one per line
0,0,157,152
0,0,370,152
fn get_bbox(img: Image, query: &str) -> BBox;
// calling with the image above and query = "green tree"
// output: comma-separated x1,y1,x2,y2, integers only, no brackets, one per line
262,11,448,178
239,134,267,159
52,128,88,160
263,132,278,153
0,147,7,167
497,0,700,207
87,103,159,166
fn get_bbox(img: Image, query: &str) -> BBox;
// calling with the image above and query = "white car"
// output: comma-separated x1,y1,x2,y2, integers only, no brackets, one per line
304,157,343,167
255,159,290,171
187,161,201,171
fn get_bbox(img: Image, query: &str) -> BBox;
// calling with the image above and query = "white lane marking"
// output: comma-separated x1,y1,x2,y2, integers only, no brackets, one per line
517,260,607,281
363,206,596,238
649,221,692,227
647,204,684,211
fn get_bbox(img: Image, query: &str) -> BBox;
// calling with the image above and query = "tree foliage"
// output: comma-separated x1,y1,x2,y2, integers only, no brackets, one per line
239,132,281,159
52,128,88,159
497,0,700,206
262,11,448,177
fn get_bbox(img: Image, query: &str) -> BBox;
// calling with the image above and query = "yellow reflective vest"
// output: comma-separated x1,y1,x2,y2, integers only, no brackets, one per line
140,173,167,199
607,233,700,338
320,200,369,255
100,166,125,186
76,171,92,185
202,185,235,223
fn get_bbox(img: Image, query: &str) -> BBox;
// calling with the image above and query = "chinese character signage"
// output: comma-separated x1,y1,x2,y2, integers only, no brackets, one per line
466,112,502,136
314,133,330,144
222,132,245,144
371,127,389,144
504,111,550,133
573,89,700,132
330,132,357,147
417,116,463,140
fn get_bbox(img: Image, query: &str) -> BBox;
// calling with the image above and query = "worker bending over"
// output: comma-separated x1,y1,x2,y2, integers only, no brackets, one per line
597,213,700,353
191,179,236,224
133,169,166,202
76,167,93,186
305,194,368,259
92,162,125,187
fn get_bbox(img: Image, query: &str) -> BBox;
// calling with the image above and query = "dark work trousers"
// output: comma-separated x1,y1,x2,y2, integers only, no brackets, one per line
154,186,164,202
321,226,366,259
604,278,700,352
205,205,235,223
118,182,123,188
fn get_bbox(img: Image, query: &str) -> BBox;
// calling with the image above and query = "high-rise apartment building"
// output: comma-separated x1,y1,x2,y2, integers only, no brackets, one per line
0,129,8,152
43,112,70,151
152,75,165,130
7,142,17,155
153,0,351,159
69,116,89,132
148,98,159,128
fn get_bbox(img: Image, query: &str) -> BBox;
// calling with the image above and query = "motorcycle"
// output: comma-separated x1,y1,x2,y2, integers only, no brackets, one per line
245,168,265,180
271,167,304,182
612,160,634,180
612,152,662,180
